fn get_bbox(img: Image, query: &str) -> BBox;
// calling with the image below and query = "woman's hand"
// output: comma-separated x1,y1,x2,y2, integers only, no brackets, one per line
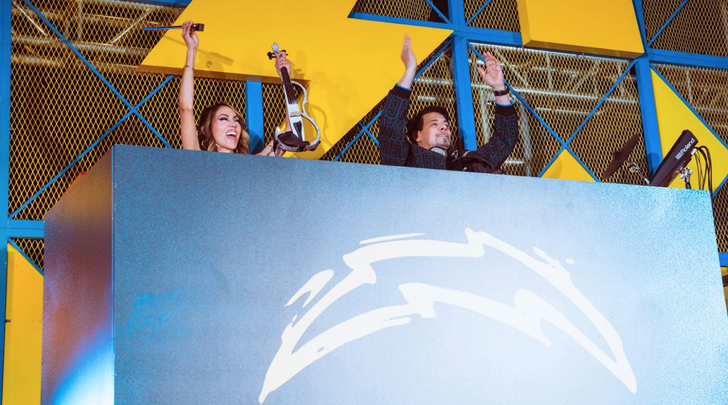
275,51,292,77
181,21,199,52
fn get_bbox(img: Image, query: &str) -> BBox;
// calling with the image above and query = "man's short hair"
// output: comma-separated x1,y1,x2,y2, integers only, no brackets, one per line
406,105,451,143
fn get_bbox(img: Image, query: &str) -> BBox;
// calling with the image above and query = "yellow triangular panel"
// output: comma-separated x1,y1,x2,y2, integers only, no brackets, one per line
541,149,595,182
516,0,643,58
3,244,43,405
651,70,728,190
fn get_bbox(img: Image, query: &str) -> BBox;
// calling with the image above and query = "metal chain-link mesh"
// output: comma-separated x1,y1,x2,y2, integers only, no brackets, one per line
643,0,728,57
10,0,258,219
654,63,728,251
11,238,45,270
641,0,685,45
464,0,520,31
569,67,647,185
468,45,558,176
469,43,646,180
351,0,442,22
320,105,383,163
715,187,728,252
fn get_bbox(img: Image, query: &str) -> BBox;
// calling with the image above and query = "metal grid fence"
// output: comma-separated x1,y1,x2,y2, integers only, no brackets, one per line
464,0,520,31
352,0,439,22
11,238,44,270
643,0,728,57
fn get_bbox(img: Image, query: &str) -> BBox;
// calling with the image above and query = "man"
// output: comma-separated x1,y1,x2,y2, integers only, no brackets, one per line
379,36,519,173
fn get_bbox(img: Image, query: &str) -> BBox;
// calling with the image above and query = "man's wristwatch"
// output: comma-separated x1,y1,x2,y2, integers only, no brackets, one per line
493,87,510,97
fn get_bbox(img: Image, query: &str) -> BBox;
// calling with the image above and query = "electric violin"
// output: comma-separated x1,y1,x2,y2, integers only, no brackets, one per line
267,43,321,152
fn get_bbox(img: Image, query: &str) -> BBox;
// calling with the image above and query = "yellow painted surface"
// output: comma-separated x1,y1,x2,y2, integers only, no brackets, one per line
516,0,643,58
541,149,595,181
651,70,728,190
3,244,43,405
139,0,452,159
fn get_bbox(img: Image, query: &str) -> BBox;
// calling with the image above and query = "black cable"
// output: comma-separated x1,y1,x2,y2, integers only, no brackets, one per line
697,146,713,196
705,146,713,196
694,149,703,190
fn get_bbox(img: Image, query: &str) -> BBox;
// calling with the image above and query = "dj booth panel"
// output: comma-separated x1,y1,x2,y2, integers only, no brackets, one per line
43,145,728,405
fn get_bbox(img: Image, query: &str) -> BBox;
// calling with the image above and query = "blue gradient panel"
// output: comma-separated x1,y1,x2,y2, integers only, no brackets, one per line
44,145,728,405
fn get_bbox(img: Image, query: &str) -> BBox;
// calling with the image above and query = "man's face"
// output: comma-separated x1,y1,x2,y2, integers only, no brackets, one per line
414,112,451,150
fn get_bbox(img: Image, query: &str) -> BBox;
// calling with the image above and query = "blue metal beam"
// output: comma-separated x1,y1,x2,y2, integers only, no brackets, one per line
245,81,265,154
720,252,728,267
6,220,44,239
646,48,728,70
634,58,662,176
448,0,478,151
451,34,478,150
0,0,11,397
461,26,522,47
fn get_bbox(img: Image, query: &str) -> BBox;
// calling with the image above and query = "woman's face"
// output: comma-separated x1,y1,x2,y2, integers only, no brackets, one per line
210,105,242,153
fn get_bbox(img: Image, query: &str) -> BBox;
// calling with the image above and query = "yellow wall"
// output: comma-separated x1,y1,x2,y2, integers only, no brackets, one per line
3,244,43,405
515,0,643,57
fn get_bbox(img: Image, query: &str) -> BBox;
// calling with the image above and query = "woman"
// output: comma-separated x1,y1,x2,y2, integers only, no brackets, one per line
178,21,287,156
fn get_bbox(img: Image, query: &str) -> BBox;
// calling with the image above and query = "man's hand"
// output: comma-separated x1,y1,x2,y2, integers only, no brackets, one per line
275,51,292,77
401,35,417,72
398,35,417,89
181,21,199,52
476,51,505,90
477,51,511,104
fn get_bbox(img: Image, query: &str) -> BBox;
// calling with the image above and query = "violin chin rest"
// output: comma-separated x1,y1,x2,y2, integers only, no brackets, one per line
276,131,314,152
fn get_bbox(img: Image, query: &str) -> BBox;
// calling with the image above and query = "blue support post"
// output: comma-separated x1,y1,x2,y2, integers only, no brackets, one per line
634,57,662,176
451,34,478,150
0,0,11,399
448,0,477,150
245,81,265,154
7,220,45,239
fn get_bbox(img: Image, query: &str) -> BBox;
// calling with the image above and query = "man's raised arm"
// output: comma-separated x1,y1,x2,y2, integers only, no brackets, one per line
379,36,417,166
473,51,519,170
